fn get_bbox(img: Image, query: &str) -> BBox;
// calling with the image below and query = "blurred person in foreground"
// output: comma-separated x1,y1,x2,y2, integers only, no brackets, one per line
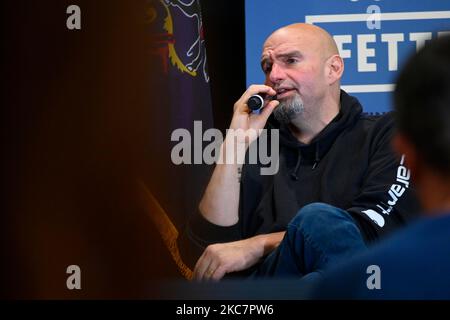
312,35,450,299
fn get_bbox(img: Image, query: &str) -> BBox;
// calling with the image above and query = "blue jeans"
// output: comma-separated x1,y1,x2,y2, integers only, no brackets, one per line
252,203,367,279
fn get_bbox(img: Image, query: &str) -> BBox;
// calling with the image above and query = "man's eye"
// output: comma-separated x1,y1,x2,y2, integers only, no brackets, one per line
286,58,298,64
263,65,272,74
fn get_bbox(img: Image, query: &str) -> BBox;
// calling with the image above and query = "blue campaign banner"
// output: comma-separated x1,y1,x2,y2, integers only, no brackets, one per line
246,0,450,113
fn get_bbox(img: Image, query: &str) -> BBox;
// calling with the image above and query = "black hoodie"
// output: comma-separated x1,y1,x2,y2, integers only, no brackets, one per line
182,90,420,266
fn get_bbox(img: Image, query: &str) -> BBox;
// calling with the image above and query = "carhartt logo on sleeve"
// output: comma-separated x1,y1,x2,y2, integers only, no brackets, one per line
361,155,410,227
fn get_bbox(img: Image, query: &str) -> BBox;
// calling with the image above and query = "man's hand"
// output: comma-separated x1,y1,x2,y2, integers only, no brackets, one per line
193,232,285,281
229,85,279,146
193,237,263,281
198,85,279,227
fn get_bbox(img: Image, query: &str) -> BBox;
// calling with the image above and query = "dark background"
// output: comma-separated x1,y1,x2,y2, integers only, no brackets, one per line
1,0,246,298
201,0,246,133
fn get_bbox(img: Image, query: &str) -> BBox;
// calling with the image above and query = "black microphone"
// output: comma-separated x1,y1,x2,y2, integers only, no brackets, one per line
247,94,277,111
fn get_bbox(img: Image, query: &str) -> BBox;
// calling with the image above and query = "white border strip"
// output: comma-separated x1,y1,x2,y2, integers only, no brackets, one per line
305,10,450,24
341,84,395,93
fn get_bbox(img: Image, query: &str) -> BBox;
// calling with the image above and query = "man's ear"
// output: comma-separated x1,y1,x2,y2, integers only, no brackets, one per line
326,55,344,85
392,132,420,180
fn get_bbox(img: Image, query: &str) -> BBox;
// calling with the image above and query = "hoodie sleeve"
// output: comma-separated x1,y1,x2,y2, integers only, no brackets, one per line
178,210,242,268
345,114,420,243
178,146,267,267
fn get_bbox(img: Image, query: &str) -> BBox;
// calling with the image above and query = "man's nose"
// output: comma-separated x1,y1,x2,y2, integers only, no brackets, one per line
268,63,286,84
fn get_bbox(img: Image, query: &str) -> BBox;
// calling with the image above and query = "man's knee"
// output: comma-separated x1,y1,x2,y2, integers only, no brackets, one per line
288,202,364,247
287,202,366,267
289,202,351,230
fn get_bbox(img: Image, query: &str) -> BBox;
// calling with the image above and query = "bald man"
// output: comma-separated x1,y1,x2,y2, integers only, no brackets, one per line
184,23,419,282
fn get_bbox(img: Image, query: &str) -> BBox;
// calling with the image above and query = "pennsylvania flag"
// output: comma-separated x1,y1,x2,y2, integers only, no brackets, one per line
143,0,214,279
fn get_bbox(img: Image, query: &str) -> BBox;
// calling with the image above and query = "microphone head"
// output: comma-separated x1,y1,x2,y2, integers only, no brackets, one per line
247,94,265,111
